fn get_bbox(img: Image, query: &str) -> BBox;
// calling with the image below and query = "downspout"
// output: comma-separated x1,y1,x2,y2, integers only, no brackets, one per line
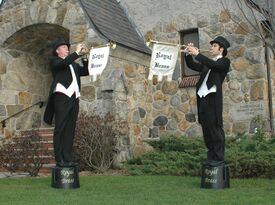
269,0,275,134
265,43,274,134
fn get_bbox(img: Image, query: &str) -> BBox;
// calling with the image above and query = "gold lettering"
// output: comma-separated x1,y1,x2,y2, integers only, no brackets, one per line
61,170,74,177
204,168,218,176
61,178,75,184
205,178,217,184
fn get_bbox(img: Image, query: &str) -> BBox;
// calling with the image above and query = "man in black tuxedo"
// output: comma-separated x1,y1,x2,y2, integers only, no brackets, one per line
185,36,230,166
44,38,89,167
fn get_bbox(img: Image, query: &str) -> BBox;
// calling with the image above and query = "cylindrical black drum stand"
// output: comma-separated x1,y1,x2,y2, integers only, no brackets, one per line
51,166,80,189
201,163,230,189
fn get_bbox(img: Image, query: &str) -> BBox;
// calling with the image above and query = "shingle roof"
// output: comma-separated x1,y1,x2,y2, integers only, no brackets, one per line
79,0,151,55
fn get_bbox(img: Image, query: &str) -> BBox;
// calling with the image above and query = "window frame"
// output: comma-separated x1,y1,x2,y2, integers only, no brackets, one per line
179,28,200,88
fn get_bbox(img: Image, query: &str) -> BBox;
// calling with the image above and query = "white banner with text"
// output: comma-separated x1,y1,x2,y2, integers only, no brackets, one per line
88,46,110,81
148,43,179,81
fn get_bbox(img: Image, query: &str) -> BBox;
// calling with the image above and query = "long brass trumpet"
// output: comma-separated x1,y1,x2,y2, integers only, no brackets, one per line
146,39,187,48
146,39,209,53
91,41,117,49
80,41,117,55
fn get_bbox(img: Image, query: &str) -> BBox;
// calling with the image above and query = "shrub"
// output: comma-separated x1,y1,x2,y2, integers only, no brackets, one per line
146,136,206,155
0,130,51,176
226,132,275,178
126,132,275,178
73,112,118,173
127,151,203,176
126,136,206,176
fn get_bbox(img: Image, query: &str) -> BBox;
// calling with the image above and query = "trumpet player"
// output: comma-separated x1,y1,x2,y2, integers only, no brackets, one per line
185,36,230,166
44,38,89,167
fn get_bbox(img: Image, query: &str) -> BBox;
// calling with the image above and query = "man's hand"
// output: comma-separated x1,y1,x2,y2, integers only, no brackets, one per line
186,43,199,56
76,43,85,55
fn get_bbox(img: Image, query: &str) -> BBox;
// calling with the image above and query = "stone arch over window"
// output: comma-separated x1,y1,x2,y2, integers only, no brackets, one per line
0,23,69,135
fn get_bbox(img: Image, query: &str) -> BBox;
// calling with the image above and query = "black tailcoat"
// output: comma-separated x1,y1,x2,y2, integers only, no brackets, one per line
43,52,89,125
185,53,230,126
185,53,230,161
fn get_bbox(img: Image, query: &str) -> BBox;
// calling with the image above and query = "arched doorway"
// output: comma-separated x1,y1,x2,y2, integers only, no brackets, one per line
0,23,69,137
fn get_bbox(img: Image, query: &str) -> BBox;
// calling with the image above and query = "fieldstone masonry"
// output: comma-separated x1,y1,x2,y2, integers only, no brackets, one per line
141,9,273,136
0,0,274,162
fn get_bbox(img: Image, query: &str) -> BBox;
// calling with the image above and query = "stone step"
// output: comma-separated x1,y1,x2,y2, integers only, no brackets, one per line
1,156,56,174
20,128,54,138
0,128,55,175
2,155,55,162
40,164,56,174
0,164,56,175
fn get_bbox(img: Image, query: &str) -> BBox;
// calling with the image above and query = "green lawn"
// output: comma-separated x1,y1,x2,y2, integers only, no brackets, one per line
0,176,275,205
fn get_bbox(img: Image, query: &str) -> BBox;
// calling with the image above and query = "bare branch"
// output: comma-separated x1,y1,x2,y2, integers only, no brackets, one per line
221,0,268,44
74,113,117,173
245,0,271,16
247,1,266,41
236,0,261,34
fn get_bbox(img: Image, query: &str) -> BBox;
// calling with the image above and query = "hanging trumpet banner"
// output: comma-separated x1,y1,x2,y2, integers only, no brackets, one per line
148,43,180,81
88,45,110,82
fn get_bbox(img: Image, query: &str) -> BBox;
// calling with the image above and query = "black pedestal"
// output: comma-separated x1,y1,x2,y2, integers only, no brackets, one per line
51,166,80,189
201,163,230,189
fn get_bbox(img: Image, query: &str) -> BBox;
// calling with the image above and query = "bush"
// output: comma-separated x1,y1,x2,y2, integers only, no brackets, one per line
126,136,206,176
0,130,51,176
73,112,118,173
146,136,206,155
226,132,275,178
127,151,203,176
126,132,275,178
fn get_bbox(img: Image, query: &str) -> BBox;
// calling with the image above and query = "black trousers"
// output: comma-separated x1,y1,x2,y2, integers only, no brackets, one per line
198,93,225,161
53,93,79,163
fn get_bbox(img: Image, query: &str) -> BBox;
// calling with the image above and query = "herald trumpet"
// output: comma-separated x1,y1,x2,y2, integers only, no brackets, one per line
80,41,117,55
91,41,117,49
146,39,209,53
146,39,187,48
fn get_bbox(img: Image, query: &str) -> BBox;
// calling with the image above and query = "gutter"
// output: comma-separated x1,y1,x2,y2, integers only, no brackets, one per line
265,43,274,134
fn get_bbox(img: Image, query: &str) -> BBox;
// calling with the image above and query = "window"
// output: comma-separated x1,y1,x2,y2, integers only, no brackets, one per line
179,28,200,88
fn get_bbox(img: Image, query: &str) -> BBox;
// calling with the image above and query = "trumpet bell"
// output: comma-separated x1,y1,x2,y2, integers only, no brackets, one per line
146,41,151,47
109,41,117,49
146,38,153,47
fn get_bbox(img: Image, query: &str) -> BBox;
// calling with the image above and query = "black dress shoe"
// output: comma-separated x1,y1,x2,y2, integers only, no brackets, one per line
202,160,211,165
56,162,67,167
66,162,78,167
203,160,225,167
56,162,78,167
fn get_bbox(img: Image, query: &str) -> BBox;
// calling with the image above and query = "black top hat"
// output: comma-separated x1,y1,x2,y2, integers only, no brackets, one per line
210,36,230,50
52,38,70,56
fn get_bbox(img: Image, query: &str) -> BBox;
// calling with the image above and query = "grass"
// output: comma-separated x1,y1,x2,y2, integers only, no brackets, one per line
0,176,275,205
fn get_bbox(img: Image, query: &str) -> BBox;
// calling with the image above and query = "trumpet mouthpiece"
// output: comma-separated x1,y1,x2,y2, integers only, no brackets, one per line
109,41,117,49
111,43,116,49
146,41,151,47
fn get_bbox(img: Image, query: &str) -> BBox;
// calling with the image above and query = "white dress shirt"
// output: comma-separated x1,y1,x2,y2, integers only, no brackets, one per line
197,55,223,98
54,64,80,98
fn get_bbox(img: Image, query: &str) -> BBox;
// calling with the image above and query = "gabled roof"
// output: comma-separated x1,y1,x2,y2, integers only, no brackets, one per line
79,0,151,55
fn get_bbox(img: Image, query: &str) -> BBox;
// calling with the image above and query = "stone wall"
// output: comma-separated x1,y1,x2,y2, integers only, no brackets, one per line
0,0,93,140
78,43,202,160
0,50,51,139
121,0,273,135
0,0,274,161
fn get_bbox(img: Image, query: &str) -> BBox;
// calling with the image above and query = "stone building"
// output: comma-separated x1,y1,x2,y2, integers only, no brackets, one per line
0,0,274,163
